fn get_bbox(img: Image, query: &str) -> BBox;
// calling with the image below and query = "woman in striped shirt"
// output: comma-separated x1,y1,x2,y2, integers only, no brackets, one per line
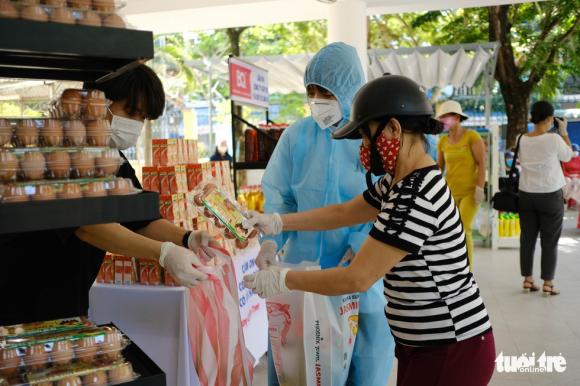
244,75,495,386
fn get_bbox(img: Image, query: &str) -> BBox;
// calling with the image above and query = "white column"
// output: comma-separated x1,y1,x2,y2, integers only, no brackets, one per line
327,0,368,78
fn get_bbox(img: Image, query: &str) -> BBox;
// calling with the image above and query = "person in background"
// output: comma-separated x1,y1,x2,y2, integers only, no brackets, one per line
256,42,395,386
210,139,233,165
425,133,439,161
244,75,495,386
436,101,486,270
0,65,216,325
518,101,573,296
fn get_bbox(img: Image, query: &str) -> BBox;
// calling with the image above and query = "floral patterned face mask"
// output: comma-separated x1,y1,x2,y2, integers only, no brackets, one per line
359,132,400,176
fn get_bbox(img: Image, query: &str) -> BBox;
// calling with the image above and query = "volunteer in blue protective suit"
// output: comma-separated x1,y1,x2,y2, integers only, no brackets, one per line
256,42,395,386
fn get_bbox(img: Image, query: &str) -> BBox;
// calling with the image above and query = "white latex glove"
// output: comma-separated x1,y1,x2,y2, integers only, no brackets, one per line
159,242,208,287
256,240,278,269
474,186,485,204
187,230,217,259
243,266,290,298
556,117,568,136
242,211,283,235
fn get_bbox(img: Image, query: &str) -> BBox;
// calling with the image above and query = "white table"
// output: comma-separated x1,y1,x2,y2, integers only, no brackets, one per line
89,245,268,386
89,284,198,386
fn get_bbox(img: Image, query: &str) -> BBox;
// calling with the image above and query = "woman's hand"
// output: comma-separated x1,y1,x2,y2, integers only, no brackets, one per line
244,266,290,298
556,117,568,137
474,186,485,204
242,211,284,235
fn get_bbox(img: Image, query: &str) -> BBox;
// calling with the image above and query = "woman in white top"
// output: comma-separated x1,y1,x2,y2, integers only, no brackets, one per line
519,101,574,296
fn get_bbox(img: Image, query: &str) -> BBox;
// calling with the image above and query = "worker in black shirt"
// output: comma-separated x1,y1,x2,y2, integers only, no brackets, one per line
0,65,216,325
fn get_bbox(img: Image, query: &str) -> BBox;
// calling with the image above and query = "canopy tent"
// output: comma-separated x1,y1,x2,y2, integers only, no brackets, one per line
187,42,499,96
368,43,499,90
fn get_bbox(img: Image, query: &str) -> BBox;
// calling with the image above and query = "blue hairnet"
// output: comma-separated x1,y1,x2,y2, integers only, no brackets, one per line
304,42,365,121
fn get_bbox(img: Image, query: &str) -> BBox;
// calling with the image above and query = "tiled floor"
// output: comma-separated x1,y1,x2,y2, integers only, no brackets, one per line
253,211,580,386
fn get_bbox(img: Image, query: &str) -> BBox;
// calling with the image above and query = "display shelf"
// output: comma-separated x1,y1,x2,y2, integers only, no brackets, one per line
497,237,520,249
0,19,153,82
0,191,160,235
234,161,268,170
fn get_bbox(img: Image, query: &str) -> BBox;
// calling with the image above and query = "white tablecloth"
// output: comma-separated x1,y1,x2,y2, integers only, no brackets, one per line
89,284,199,386
89,244,268,386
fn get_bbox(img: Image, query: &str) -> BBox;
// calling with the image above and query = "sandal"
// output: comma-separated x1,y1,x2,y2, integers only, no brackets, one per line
523,279,540,292
542,284,560,297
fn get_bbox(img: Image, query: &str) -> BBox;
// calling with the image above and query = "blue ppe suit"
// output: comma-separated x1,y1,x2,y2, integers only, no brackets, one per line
261,42,395,386
426,134,439,161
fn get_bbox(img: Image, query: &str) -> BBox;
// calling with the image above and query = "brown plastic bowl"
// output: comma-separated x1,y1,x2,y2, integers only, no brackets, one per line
21,152,46,181
50,7,76,24
0,151,19,182
59,183,83,199
79,10,101,26
32,185,57,201
0,119,13,146
45,151,71,179
71,151,95,178
21,5,49,22
0,1,19,19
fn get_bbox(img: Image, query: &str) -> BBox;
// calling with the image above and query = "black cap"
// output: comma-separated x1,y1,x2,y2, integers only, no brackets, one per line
333,74,434,140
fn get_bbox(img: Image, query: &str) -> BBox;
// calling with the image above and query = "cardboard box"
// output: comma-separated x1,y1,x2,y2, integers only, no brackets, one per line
114,256,124,285
167,139,178,166
186,164,202,191
158,166,174,196
171,194,181,223
185,140,197,164
149,264,162,286
138,259,150,285
164,271,177,286
159,195,173,222
123,257,134,285
178,165,188,193
177,139,185,165
141,166,160,193
152,139,168,167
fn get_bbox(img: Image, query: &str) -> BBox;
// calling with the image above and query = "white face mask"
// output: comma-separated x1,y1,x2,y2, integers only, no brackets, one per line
308,98,343,130
110,112,144,150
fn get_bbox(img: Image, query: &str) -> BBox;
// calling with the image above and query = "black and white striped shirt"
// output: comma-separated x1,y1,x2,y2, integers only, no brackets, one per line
363,165,491,346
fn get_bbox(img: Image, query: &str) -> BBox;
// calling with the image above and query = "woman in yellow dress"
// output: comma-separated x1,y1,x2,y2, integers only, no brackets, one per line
437,101,486,270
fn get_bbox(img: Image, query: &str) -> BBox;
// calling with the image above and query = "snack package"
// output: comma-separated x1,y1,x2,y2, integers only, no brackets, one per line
191,181,257,248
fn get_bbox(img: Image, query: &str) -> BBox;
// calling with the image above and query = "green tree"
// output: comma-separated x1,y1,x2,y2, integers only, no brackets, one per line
405,2,580,145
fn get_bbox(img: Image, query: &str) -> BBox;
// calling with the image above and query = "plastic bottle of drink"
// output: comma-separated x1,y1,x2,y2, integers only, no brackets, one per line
499,214,505,237
509,214,517,237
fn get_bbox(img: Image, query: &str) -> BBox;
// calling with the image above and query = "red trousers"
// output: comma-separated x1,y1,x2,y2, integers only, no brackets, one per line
395,331,495,386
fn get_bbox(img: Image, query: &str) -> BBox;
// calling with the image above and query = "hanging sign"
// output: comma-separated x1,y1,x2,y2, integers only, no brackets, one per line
228,57,269,108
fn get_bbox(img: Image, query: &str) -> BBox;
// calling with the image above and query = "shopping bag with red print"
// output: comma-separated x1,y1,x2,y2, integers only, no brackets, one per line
267,264,360,386
187,247,254,386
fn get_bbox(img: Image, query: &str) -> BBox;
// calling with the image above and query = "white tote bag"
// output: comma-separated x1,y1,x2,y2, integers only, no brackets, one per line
267,264,360,386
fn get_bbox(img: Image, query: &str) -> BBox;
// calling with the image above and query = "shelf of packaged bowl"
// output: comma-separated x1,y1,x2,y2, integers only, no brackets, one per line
0,189,160,235
0,18,153,82
234,161,269,170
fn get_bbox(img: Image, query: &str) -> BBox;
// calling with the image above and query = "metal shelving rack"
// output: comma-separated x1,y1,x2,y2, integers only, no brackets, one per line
0,18,159,235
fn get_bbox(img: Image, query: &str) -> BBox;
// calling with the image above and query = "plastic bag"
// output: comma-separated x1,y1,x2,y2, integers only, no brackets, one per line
267,264,359,386
186,247,254,386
